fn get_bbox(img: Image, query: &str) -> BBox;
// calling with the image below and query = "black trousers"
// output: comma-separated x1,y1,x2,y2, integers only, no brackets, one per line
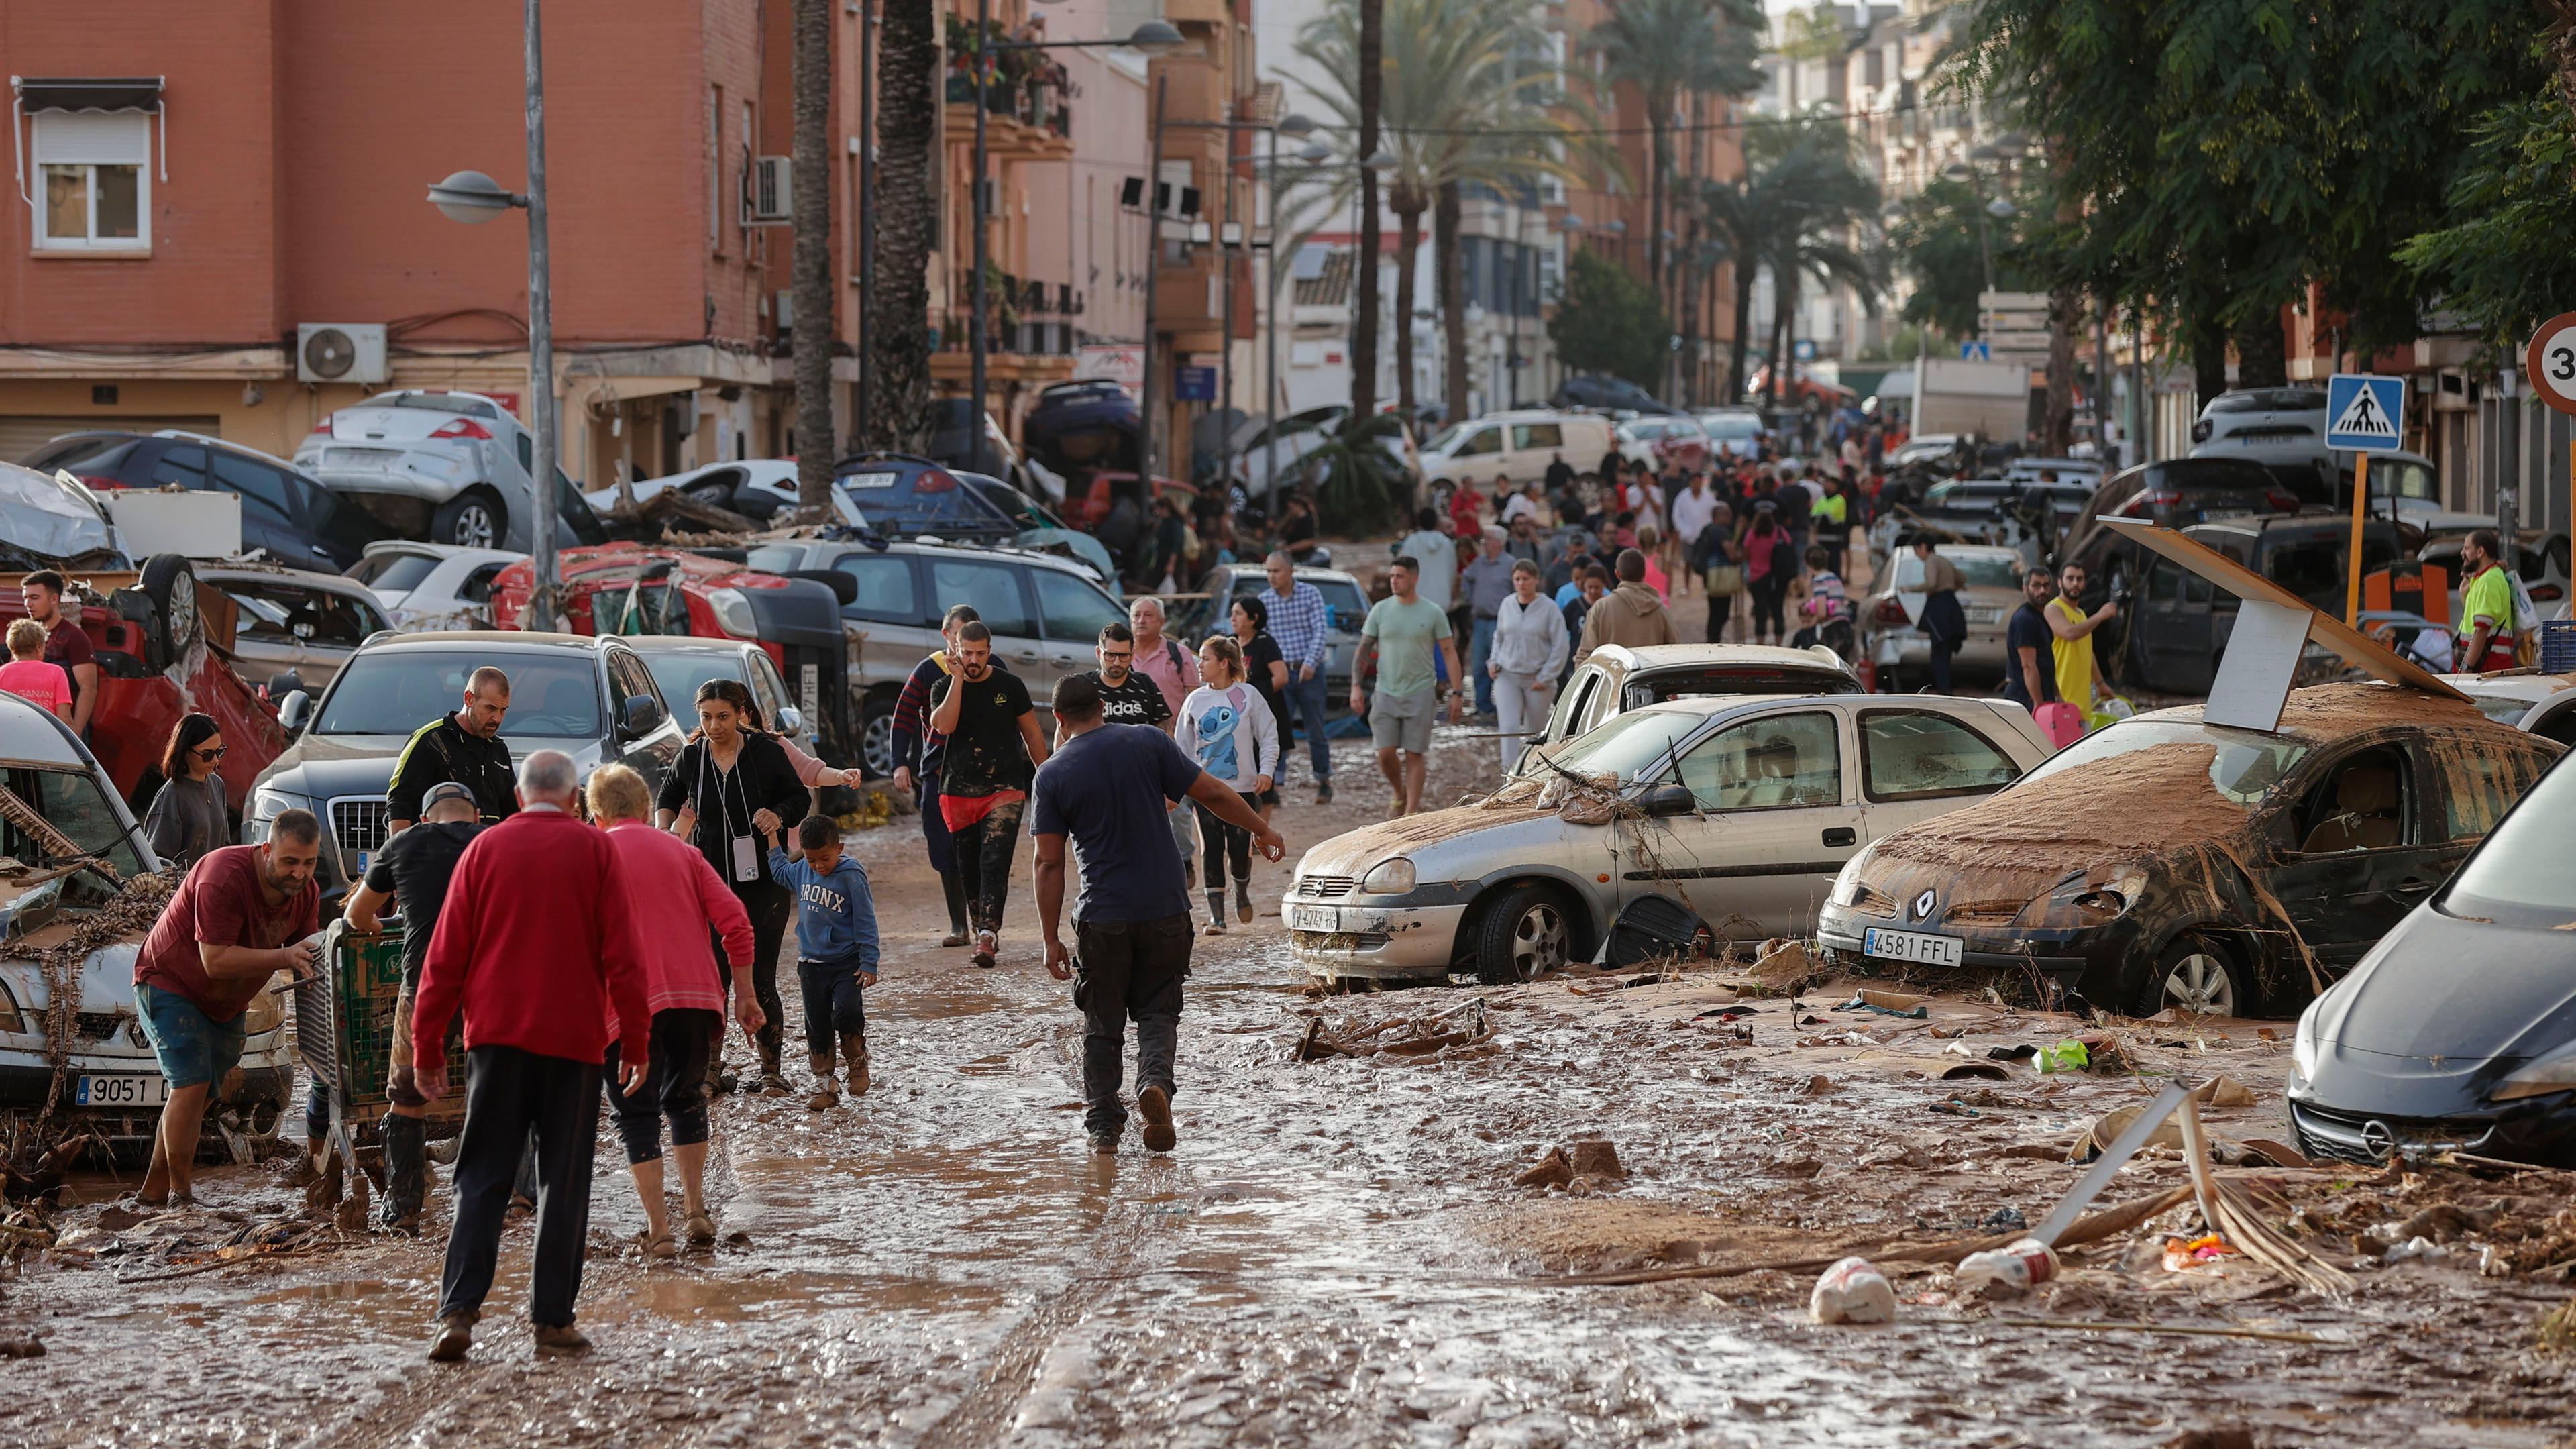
1705,590,1735,643
437,1044,600,1328
724,879,790,1061
602,1009,716,1165
1929,639,1959,693
1195,794,1258,889
797,957,869,1057
953,798,1025,936
1749,576,1790,639
1073,914,1191,1137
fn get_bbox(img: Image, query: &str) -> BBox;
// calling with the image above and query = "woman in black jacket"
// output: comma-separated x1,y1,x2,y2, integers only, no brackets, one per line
655,678,810,1095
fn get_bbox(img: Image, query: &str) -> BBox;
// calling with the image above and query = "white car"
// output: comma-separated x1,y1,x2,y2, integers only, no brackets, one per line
1614,415,1711,472
1695,409,1766,459
344,541,529,631
297,388,613,552
1287,691,2055,985
1417,410,1615,500
0,692,294,1155
582,459,866,529
1515,643,1862,775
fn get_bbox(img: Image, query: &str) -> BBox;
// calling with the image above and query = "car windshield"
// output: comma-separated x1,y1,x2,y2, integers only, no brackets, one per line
350,552,441,591
2447,757,2576,918
2016,718,2310,809
1311,578,1368,630
0,764,146,879
24,435,140,475
641,652,745,712
1547,708,1707,781
1699,414,1760,439
1424,422,1470,453
2463,691,2536,727
314,651,602,737
1625,668,1856,708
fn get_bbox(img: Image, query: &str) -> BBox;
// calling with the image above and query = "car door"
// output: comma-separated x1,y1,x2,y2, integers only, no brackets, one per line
1447,424,1503,478
1854,706,2027,841
830,547,936,694
2133,555,2217,694
603,645,683,788
1033,566,1127,681
930,555,1046,690
2264,743,2463,983
1631,709,1861,940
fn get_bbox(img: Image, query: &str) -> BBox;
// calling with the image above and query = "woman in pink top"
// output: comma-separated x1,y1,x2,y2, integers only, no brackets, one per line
0,619,72,720
586,763,762,1257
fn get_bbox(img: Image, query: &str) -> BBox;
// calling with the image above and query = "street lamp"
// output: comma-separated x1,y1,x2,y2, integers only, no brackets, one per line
967,17,1185,476
427,0,559,629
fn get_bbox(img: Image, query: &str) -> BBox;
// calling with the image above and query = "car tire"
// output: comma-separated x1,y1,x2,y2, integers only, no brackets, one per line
1475,883,1574,986
684,480,737,511
433,490,506,550
139,553,199,665
2132,933,2246,1018
859,694,898,780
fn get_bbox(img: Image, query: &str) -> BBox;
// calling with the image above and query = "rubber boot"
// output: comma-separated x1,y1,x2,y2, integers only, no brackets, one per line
842,1032,871,1096
759,1042,790,1096
1204,888,1228,934
378,1112,426,1234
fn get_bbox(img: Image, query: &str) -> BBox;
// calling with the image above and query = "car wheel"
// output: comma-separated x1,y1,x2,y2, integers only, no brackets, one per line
140,553,199,664
2133,934,2244,1018
859,695,898,780
684,480,735,511
434,491,505,550
1476,883,1573,985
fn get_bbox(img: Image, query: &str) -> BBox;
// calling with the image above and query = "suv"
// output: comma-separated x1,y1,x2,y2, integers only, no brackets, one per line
24,430,388,572
740,536,1131,777
249,631,688,895
1167,561,1372,720
2062,458,2305,599
0,691,294,1158
828,452,1020,543
1550,374,1682,416
2102,513,2408,694
295,389,611,552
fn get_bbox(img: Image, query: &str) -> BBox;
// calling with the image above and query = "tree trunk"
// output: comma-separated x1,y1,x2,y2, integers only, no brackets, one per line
2042,284,2076,455
1437,180,1468,427
1727,245,1756,404
1647,111,1669,400
2233,306,2288,389
2191,313,2230,411
1680,101,1703,408
1391,193,1424,421
863,0,938,452
1352,0,1385,420
2544,1,2576,122
791,0,837,515
1766,264,1795,408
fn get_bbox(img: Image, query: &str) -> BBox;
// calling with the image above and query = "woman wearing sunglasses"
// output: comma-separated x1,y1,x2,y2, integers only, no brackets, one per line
144,714,231,869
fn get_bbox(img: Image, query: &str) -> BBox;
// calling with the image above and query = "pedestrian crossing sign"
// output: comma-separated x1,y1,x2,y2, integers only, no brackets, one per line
2324,372,2405,452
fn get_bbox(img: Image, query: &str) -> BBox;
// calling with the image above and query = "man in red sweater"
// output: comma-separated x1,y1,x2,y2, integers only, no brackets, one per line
412,750,649,1361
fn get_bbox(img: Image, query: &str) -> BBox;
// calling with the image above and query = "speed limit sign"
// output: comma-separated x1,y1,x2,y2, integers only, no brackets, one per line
2526,311,2576,416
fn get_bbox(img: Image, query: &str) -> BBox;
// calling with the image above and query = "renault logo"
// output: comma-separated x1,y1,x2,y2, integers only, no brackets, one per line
1912,889,1937,923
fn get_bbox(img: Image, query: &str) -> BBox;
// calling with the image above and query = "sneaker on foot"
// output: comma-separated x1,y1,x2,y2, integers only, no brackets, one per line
1087,1130,1120,1155
1203,918,1227,936
533,1323,591,1356
1137,1084,1177,1153
427,1311,476,1362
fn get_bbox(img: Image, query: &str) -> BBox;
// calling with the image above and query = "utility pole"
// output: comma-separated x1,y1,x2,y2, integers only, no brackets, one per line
1140,75,1168,480
523,0,557,629
856,0,875,444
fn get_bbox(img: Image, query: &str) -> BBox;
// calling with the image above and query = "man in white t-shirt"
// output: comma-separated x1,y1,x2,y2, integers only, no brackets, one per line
1395,506,1460,613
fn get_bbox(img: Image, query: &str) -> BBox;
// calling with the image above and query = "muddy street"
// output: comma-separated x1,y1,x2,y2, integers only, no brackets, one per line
5,721,2575,1447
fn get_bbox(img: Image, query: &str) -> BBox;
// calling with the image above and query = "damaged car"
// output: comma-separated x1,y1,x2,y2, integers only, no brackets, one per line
2288,748,2576,1165
0,690,292,1159
1816,684,2561,1018
1287,692,2053,987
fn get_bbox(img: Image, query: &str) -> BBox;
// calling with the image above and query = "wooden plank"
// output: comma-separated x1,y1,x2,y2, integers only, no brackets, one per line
2100,517,2470,702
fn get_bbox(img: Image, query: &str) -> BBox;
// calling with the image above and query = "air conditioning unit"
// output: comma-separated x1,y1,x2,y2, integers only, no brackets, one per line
297,323,389,385
749,156,792,224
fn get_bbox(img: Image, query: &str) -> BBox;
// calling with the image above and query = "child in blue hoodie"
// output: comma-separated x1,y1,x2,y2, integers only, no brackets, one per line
767,814,879,1109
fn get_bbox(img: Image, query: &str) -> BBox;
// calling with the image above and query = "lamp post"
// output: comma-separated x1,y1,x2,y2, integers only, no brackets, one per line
427,0,557,629
969,17,1183,476
857,0,875,445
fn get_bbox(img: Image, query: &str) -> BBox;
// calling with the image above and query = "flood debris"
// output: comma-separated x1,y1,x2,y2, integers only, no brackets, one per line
1809,1256,1895,1324
1291,998,1495,1063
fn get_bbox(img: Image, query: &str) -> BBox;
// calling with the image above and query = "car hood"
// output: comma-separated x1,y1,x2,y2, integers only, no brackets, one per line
2310,906,2576,1067
1837,842,2107,934
256,731,606,800
0,939,141,1019
1295,796,1575,883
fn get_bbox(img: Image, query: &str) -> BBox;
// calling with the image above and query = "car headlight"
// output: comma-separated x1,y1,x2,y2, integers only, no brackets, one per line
252,786,299,820
706,586,759,639
2290,999,2321,1089
2492,1047,2576,1103
1360,857,1416,896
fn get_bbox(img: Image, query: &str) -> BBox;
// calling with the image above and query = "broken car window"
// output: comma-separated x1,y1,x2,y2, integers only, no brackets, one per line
2019,719,2310,810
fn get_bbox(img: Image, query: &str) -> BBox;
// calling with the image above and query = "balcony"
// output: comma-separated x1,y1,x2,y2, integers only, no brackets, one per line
944,21,1076,160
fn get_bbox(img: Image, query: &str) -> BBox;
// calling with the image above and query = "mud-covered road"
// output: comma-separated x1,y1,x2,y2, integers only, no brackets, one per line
9,702,2576,1444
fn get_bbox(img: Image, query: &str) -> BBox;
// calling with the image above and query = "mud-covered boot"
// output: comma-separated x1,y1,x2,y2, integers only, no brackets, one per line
805,1052,838,1110
1203,888,1228,936
759,1044,791,1097
378,1112,427,1234
842,1033,871,1096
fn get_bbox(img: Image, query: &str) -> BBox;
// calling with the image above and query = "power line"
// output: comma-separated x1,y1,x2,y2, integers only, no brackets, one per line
1302,97,1949,140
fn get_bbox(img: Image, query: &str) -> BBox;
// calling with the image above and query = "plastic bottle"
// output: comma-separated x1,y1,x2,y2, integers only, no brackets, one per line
1809,1256,1897,1324
1953,1237,2060,1295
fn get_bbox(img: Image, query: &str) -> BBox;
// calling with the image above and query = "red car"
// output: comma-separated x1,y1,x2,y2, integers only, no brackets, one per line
1057,471,1196,532
1,558,288,820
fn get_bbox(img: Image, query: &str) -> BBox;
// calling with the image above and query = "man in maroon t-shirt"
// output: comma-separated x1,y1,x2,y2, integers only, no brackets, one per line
131,816,322,1205
19,570,97,737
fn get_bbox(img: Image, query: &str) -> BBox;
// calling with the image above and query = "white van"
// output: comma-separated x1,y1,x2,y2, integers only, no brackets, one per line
1417,411,1615,504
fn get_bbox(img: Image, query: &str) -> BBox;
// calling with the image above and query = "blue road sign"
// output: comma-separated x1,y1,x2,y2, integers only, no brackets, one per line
1959,340,1992,362
1174,364,1217,402
2324,372,2405,452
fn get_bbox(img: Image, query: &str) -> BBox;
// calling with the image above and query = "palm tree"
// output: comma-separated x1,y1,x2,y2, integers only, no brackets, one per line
790,0,835,515
1353,0,1385,422
861,0,938,451
1690,111,1879,405
1584,0,1764,396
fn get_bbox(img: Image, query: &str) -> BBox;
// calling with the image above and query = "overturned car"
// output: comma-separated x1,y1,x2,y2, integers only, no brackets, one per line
1816,684,2561,1018
0,692,292,1165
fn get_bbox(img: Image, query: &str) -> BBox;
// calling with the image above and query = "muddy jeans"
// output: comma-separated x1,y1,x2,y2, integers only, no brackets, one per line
952,798,1025,936
797,957,869,1057
1072,913,1191,1138
437,1045,600,1328
724,880,791,1063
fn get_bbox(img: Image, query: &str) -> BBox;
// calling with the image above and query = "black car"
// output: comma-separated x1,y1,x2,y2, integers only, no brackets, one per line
25,429,388,572
830,452,1018,541
1815,684,2561,1018
1019,380,1140,475
2104,513,2408,694
2290,747,2576,1165
2060,458,2305,592
1550,374,1684,417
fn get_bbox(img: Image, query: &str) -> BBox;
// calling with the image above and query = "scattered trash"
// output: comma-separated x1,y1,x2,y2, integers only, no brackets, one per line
2161,1233,2242,1273
1835,991,1929,1020
1940,1061,2011,1081
2383,1235,2449,1265
1569,1140,1624,1179
1514,1148,1575,1190
1690,1004,1762,1020
1929,1099,1982,1118
1984,1206,2028,1233
1737,938,1823,993
1987,1043,2038,1061
1955,1237,2060,1296
2190,1074,2256,1108
0,1334,42,1359
1799,1074,1834,1095
2236,1138,2310,1169
1809,1256,1896,1324
2538,1296,2576,1354
2034,1041,2091,1074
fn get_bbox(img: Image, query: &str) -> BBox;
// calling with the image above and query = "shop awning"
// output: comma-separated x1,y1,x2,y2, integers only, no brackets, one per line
12,76,164,113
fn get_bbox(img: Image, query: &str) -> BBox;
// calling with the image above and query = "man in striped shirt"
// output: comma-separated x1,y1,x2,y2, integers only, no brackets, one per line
1259,551,1335,804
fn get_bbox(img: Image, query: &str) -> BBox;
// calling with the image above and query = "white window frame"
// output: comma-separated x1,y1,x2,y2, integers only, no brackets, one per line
27,111,152,252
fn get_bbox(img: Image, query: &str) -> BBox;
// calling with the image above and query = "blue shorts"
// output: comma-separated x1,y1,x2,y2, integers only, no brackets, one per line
136,983,246,1090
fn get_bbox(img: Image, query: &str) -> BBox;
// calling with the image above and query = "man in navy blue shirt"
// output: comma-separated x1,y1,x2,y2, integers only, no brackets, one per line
2001,565,2063,713
1030,674,1282,1156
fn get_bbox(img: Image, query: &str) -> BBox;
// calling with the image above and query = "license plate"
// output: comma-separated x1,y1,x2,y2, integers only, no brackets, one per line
1863,926,1964,967
1289,904,1339,933
352,849,370,878
76,1075,168,1108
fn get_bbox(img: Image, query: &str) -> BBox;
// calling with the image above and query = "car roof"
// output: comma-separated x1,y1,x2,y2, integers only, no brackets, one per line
197,561,378,594
1586,642,1856,676
360,629,608,651
0,691,91,769
2126,681,2503,744
1627,690,1925,721
621,635,757,657
1210,561,1363,586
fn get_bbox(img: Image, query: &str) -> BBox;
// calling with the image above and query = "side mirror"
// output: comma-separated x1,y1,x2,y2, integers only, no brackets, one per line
621,694,666,739
1641,783,1697,818
775,704,805,736
278,690,313,734
268,670,306,699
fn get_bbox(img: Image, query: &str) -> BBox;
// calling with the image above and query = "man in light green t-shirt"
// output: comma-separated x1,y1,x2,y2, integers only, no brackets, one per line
1351,557,1465,818
2458,528,2518,673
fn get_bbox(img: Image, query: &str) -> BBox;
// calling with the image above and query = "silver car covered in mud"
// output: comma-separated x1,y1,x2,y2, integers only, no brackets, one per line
0,693,294,1157
1286,692,2055,986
